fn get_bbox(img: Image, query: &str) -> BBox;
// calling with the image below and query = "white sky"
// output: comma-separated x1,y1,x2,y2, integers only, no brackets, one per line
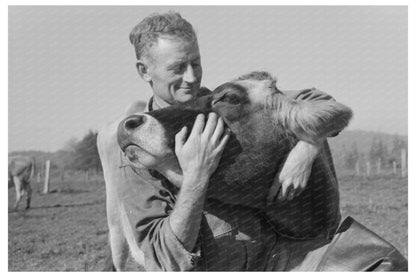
8,6,408,152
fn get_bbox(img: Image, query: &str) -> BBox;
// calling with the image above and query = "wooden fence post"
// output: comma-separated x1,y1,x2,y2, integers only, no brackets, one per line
355,162,360,176
366,161,371,177
43,160,51,194
376,158,381,175
401,148,407,178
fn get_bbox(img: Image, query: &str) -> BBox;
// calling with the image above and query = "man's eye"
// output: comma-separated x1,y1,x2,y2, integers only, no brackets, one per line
173,64,186,73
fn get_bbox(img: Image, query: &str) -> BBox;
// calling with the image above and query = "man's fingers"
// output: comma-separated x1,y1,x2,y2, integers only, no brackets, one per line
203,112,218,137
277,189,285,201
216,128,230,151
174,126,188,153
190,114,206,137
287,187,296,201
279,180,292,201
212,116,225,143
267,182,281,202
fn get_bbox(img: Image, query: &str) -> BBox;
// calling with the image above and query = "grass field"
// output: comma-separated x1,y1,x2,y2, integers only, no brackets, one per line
8,173,408,271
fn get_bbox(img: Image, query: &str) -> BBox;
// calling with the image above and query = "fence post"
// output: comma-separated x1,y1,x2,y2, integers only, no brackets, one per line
43,160,51,194
366,161,371,177
393,161,397,175
376,158,381,175
401,148,407,178
37,172,41,183
355,162,360,176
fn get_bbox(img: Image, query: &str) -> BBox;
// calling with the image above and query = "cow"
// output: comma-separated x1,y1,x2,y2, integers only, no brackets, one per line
98,71,406,271
8,156,35,211
98,71,352,270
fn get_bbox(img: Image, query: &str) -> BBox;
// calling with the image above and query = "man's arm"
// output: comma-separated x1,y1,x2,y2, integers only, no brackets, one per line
170,113,229,251
269,88,352,201
98,113,228,271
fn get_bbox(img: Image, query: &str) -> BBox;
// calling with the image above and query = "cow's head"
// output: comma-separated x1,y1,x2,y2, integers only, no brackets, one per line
117,71,280,171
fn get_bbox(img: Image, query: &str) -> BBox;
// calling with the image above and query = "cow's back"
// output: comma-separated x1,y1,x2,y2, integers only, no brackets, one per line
8,156,34,183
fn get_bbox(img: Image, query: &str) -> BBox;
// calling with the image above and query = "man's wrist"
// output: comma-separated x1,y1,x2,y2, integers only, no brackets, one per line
297,140,322,159
182,174,210,191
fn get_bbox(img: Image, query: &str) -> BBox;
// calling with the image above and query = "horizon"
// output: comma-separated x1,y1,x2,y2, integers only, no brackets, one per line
8,128,408,154
9,6,408,152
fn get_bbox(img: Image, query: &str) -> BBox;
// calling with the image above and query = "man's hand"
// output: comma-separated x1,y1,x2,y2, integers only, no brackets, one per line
175,113,230,183
268,140,324,202
170,113,230,251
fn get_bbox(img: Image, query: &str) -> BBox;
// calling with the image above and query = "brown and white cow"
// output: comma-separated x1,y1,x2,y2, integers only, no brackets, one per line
8,156,35,211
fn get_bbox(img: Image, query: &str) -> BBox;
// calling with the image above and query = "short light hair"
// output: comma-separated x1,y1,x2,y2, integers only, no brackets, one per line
129,11,197,60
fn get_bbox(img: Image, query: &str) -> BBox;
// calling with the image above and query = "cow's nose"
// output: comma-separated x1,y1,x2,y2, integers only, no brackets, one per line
124,114,146,131
117,114,146,152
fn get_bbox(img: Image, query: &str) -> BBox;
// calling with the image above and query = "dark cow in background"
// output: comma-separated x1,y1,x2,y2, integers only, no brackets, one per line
8,156,35,211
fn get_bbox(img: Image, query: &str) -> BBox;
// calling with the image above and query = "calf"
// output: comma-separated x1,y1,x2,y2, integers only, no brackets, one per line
8,156,35,211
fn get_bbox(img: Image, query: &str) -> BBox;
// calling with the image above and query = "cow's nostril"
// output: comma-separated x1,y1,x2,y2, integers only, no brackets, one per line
124,115,145,130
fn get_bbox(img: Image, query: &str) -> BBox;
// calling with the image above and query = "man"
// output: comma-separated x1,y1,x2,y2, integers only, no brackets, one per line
98,11,341,271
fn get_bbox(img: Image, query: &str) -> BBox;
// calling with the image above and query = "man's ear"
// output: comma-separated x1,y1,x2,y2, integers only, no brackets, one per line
136,60,152,82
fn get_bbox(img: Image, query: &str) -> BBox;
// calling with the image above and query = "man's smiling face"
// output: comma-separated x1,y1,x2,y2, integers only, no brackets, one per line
144,36,202,104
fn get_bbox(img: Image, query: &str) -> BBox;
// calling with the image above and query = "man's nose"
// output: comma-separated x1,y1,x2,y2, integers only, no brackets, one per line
183,64,197,83
117,114,146,151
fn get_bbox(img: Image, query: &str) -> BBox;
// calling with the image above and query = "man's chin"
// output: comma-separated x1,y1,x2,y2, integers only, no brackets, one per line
175,91,198,103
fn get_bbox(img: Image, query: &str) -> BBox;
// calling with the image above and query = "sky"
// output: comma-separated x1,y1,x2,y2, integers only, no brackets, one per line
8,6,408,152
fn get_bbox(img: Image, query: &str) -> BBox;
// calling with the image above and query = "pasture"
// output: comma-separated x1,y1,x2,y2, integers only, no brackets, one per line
8,173,407,271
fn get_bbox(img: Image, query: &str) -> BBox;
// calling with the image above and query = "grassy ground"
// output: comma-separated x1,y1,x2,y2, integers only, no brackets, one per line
338,174,408,258
8,174,407,271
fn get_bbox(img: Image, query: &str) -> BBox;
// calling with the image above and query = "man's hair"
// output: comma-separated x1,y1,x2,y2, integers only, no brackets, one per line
129,11,197,60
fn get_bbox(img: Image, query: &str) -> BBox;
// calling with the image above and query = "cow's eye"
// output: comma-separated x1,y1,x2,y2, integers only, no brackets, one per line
225,94,241,105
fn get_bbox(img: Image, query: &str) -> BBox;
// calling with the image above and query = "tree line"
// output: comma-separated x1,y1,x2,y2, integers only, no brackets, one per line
61,130,102,173
343,135,407,171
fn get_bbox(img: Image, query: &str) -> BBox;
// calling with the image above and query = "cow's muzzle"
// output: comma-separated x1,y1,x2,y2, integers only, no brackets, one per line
117,114,146,152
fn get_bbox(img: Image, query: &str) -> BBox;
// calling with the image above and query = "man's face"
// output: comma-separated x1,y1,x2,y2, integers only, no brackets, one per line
144,37,202,104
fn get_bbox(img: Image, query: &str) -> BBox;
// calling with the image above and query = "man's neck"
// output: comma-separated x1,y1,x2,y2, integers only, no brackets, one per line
152,95,171,110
